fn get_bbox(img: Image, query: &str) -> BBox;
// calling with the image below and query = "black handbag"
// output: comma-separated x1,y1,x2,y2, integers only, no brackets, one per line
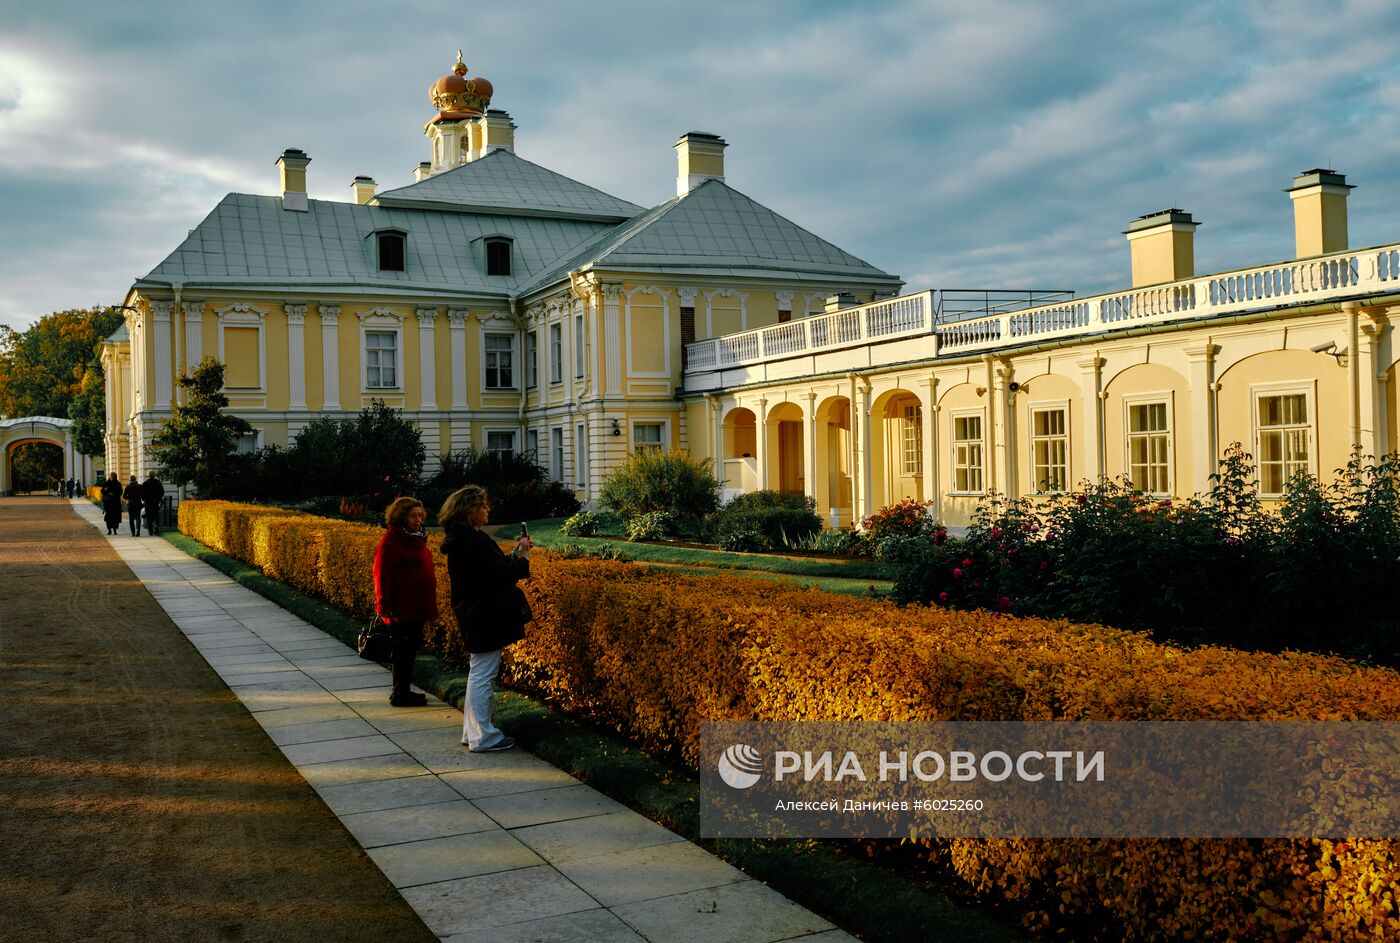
357,615,394,662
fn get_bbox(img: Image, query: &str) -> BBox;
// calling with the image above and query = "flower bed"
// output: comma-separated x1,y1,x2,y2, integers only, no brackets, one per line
178,498,1400,941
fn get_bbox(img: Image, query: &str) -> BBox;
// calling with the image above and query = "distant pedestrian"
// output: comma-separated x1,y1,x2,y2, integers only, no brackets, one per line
123,475,144,536
440,485,532,752
141,473,164,535
66,478,75,498
100,473,123,535
372,497,438,707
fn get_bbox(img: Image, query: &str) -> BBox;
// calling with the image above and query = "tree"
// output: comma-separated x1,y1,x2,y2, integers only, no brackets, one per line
0,307,123,420
149,358,252,489
289,400,425,501
68,358,107,457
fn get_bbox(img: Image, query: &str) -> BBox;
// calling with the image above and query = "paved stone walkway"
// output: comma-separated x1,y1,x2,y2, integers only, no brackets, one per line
71,498,854,943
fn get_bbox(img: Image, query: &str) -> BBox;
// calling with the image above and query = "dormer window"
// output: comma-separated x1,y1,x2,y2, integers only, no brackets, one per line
377,231,406,271
485,236,512,276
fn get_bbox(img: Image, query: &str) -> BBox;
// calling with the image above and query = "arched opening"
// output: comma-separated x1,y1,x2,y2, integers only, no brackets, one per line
766,401,805,494
720,407,758,498
6,440,65,494
815,396,852,527
869,389,924,512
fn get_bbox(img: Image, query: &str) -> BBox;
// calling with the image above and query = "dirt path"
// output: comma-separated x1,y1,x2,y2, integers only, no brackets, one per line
0,496,437,943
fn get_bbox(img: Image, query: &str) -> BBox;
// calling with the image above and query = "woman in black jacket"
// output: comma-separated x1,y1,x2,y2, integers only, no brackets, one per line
100,473,123,535
439,485,531,752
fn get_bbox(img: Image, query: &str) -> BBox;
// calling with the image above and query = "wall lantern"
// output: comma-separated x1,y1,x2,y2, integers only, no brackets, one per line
611,418,621,436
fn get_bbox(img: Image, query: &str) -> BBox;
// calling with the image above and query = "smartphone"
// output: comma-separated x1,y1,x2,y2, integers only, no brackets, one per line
520,521,530,539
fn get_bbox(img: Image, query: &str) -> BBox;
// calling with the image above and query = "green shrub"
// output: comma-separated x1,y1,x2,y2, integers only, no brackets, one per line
599,450,721,534
626,511,674,541
560,511,600,537
421,447,580,523
705,491,822,551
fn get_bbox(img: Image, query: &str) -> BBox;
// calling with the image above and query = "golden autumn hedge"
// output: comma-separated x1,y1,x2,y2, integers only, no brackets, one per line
178,499,1400,942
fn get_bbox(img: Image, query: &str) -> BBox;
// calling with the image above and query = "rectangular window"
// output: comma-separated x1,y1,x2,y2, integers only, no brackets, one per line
525,330,538,389
1031,407,1068,492
1127,401,1171,494
551,427,564,482
952,413,984,493
484,333,514,389
1258,392,1310,496
901,403,922,476
485,238,511,276
486,430,515,458
574,315,585,378
634,423,664,455
377,232,405,272
549,323,563,383
364,330,398,389
525,429,538,461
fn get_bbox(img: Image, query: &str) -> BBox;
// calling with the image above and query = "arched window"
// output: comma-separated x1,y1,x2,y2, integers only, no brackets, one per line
377,231,406,272
485,236,512,276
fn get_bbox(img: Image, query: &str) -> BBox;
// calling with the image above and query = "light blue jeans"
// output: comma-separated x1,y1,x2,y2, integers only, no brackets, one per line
461,649,505,749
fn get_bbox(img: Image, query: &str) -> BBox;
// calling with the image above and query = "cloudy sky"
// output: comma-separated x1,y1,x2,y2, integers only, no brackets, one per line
3,0,1400,330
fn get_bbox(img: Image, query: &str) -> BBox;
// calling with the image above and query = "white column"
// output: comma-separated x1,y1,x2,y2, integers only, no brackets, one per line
182,301,203,371
560,303,574,402
603,284,623,397
320,304,341,411
1360,312,1386,461
994,360,1016,501
756,398,769,492
589,291,602,399
151,301,173,408
417,307,439,411
285,303,308,411
1183,344,1218,495
856,379,873,521
1076,356,1104,483
803,392,818,503
919,377,938,514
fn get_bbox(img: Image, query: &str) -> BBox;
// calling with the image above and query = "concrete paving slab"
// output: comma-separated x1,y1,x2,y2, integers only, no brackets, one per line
511,810,685,864
264,716,382,747
296,752,431,789
552,841,749,907
439,908,649,943
440,761,580,801
316,774,465,816
251,703,360,729
367,829,543,888
339,800,498,848
611,880,834,943
216,667,304,685
399,865,599,935
474,784,628,830
281,733,403,766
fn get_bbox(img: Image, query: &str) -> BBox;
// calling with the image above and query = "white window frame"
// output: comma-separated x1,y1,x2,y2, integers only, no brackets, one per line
1122,391,1174,496
482,331,516,390
900,402,922,477
549,322,563,384
484,428,517,458
575,423,588,489
233,429,264,454
1251,381,1317,498
525,330,538,389
631,419,668,455
525,428,539,461
1029,399,1070,493
551,427,565,481
357,309,405,393
215,303,268,392
950,409,985,495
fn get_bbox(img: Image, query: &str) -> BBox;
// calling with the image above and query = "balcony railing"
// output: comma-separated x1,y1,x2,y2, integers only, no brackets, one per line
937,243,1400,354
684,291,936,373
682,243,1400,377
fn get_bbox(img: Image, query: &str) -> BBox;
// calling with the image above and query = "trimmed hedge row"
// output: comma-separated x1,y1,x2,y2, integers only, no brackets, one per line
179,499,1400,941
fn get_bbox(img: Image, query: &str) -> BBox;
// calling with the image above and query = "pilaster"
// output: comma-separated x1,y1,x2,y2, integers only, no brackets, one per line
285,303,308,411
151,301,173,408
417,307,439,411
319,304,341,411
1076,356,1105,483
181,301,204,370
603,284,623,397
448,308,469,411
856,378,873,522
1183,343,1219,495
756,398,770,492
919,377,939,519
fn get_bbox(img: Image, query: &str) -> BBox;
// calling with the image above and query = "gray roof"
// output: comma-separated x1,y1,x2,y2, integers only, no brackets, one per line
104,322,129,343
137,193,614,297
375,150,643,222
517,179,901,297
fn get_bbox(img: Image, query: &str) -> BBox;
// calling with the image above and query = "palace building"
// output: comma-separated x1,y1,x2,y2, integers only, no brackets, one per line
104,57,1400,527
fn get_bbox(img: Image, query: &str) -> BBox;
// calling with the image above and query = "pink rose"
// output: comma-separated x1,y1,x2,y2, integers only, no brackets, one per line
952,568,963,579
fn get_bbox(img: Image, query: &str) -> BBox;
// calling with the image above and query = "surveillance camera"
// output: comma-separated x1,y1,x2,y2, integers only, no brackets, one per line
1008,381,1021,392
1310,341,1337,354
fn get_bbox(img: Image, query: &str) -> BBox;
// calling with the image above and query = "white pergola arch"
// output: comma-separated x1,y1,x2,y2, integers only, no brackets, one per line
0,416,91,495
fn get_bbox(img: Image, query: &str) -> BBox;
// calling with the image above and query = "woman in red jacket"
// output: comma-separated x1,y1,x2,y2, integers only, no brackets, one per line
373,497,438,706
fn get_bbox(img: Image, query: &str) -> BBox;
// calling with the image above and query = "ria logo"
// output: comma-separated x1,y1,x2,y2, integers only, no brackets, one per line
717,743,764,789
